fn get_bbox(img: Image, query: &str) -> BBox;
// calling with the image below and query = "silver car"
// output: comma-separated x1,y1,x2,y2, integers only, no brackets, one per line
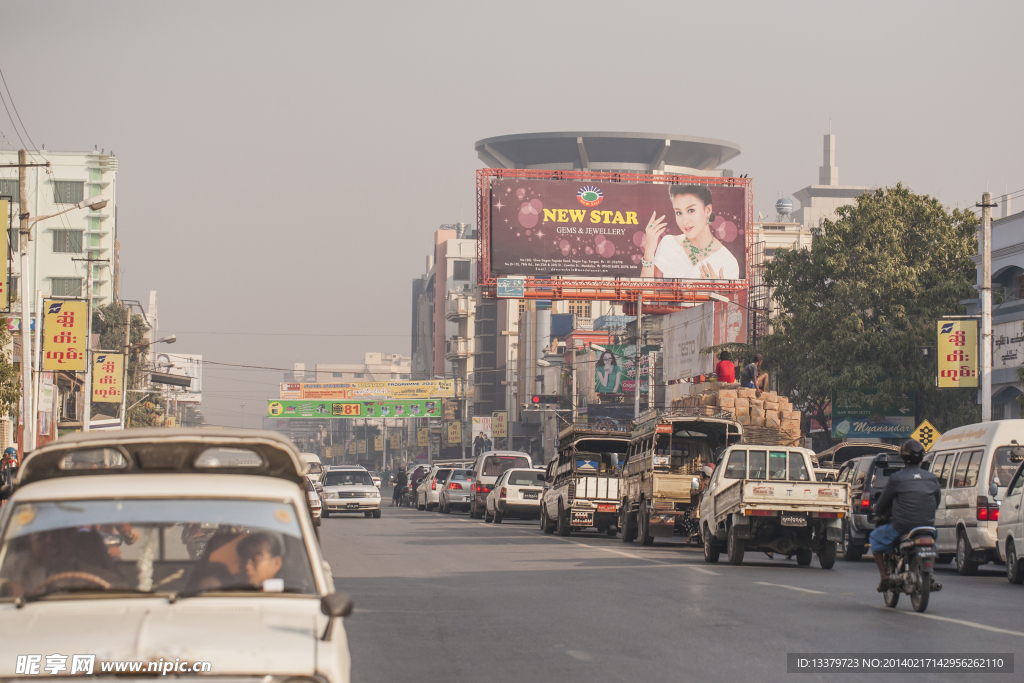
438,469,473,514
322,468,381,518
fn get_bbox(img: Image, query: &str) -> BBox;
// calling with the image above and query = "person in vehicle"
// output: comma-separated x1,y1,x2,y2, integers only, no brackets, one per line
715,351,736,384
869,439,942,592
2,527,120,597
238,533,284,588
391,469,408,506
740,354,768,394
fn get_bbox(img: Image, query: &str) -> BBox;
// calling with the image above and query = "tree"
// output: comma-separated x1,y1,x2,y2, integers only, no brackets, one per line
90,304,161,425
0,317,21,418
760,184,980,441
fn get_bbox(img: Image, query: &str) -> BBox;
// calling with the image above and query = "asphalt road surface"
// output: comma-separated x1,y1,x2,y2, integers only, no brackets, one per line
320,500,1023,683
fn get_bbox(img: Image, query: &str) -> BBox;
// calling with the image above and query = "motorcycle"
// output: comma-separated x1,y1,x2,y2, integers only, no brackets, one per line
398,485,414,508
880,524,942,613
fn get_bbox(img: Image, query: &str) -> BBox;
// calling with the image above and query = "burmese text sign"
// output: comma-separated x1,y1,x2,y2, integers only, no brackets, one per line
831,390,915,439
43,300,87,371
418,427,429,447
492,411,508,438
446,421,461,445
267,399,442,418
491,178,746,280
92,353,124,403
937,320,978,388
279,380,454,400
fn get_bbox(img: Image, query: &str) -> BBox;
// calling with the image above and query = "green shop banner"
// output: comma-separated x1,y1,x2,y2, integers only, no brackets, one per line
831,390,915,439
268,399,442,419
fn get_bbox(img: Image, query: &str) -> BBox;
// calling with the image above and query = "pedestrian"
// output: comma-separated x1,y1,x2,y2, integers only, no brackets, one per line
474,432,487,456
715,350,736,384
740,353,769,395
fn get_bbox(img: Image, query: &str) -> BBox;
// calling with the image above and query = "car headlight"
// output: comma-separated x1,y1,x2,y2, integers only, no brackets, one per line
327,492,339,499
369,490,380,498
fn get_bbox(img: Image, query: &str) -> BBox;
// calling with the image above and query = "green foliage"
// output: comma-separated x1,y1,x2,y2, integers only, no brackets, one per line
0,317,21,417
760,184,980,440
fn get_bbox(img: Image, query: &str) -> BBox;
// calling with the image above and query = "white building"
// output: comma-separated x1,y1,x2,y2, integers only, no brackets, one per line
316,352,412,382
791,134,868,229
0,149,119,311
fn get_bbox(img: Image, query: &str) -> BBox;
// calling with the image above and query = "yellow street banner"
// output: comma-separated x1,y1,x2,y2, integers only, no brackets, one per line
937,319,978,388
446,421,461,444
348,442,356,455
43,300,88,371
910,420,941,451
390,432,401,449
418,427,429,447
357,439,367,454
0,200,7,309
492,411,508,438
92,353,124,403
374,435,383,451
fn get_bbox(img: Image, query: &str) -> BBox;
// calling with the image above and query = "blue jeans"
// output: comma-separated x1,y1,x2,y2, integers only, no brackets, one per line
869,523,900,554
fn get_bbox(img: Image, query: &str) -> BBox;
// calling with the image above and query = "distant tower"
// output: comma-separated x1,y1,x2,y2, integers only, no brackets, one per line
775,198,794,221
819,134,839,186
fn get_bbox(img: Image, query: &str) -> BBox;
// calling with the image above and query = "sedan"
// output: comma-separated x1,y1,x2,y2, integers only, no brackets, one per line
322,468,381,518
485,468,546,523
439,469,473,513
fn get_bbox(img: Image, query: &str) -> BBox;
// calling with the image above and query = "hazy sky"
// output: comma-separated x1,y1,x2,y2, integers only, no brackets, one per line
2,1,1021,427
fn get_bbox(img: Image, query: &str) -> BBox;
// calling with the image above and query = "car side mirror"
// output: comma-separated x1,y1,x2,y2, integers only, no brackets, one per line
691,477,701,491
990,482,999,498
321,592,354,641
314,483,323,493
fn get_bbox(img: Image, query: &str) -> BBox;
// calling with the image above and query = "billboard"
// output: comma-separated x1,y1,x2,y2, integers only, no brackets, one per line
0,200,7,310
994,321,1024,372
279,380,454,400
593,344,649,395
664,303,714,386
937,320,978,388
492,411,508,438
418,427,429,446
490,178,746,280
831,390,915,439
92,353,124,403
155,353,202,403
267,399,442,418
43,300,87,371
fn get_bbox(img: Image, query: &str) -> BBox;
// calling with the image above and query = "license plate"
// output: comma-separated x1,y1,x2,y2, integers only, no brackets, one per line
522,491,539,499
781,515,807,527
347,503,360,509
917,549,936,558
571,511,594,526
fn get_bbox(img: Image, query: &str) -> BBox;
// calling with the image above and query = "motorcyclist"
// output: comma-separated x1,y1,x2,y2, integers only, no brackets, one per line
391,469,408,507
869,439,942,592
1,447,18,489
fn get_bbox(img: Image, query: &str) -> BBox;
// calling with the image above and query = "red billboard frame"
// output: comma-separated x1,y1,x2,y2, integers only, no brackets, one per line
476,168,752,306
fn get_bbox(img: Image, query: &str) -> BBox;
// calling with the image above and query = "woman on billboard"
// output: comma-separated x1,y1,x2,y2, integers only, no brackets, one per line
595,351,622,394
639,185,740,280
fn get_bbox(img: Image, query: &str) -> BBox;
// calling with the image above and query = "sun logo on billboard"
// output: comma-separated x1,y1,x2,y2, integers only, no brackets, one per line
577,186,603,207
268,401,284,416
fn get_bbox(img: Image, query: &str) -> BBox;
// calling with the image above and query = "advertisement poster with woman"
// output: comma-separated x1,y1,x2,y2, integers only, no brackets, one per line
490,178,747,280
593,345,650,395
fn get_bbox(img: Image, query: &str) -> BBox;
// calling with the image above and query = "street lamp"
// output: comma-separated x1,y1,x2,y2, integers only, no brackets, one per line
22,194,110,448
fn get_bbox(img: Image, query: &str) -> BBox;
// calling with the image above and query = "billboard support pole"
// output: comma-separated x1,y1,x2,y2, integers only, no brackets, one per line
980,191,994,422
634,292,643,419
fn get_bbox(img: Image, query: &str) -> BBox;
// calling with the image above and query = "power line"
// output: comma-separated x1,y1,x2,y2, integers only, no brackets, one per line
0,68,38,152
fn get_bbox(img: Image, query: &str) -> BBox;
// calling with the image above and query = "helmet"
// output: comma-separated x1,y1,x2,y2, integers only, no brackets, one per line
900,439,926,465
701,463,716,479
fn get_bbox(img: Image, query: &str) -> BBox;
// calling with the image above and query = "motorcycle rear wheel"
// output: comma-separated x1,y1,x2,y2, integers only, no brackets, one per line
911,558,931,613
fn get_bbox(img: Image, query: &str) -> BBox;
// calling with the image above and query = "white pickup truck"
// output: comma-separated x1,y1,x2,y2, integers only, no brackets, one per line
699,445,849,568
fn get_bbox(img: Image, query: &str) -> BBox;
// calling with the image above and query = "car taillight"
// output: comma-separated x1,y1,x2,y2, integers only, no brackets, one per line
500,487,507,499
449,482,463,490
860,498,870,509
744,509,775,516
978,497,999,522
432,480,437,490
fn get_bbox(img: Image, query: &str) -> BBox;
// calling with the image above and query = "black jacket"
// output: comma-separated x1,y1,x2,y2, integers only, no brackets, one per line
874,464,942,534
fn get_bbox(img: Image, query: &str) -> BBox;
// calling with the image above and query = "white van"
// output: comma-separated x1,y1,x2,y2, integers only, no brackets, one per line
923,420,1024,575
299,452,325,484
997,456,1024,584
468,451,532,519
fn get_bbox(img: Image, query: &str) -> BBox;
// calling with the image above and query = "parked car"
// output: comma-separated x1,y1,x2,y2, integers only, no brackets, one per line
304,475,323,529
322,468,381,518
0,428,352,683
368,471,382,488
923,420,1024,574
417,468,453,511
836,452,906,561
469,451,532,519
997,456,1024,583
485,468,546,523
816,442,900,469
439,469,473,513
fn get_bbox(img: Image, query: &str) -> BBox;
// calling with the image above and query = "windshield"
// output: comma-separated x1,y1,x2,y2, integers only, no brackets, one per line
870,461,903,489
991,446,1024,487
482,456,530,477
305,461,323,474
0,499,315,600
323,470,373,486
507,470,545,486
450,470,471,481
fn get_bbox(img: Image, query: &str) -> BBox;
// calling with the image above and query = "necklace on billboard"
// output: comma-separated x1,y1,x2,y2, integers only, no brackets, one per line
684,238,714,264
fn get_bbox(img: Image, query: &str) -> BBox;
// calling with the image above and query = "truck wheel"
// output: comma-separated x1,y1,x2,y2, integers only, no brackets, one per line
557,502,572,537
727,525,745,565
606,526,618,538
621,503,637,543
795,549,813,566
956,531,979,576
818,540,837,569
541,506,556,534
703,524,720,563
638,501,654,546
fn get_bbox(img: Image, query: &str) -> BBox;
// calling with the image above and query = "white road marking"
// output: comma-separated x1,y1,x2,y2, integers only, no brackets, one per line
755,581,825,595
884,608,1024,638
566,651,593,661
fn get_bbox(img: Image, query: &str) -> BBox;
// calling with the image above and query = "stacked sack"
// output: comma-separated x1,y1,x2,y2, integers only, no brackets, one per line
674,384,801,438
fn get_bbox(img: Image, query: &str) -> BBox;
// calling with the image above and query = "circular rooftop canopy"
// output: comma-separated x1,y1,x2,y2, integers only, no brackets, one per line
475,131,741,175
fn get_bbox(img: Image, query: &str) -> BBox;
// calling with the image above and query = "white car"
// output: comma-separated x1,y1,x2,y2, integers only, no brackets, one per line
368,471,382,488
322,468,381,518
485,468,546,523
417,467,454,512
0,428,352,682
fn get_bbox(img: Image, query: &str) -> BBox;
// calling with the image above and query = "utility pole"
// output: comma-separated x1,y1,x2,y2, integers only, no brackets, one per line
18,150,33,450
119,305,130,427
979,191,996,422
634,292,643,418
81,251,96,432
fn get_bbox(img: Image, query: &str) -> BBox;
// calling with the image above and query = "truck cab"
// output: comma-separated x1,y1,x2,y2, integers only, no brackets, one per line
620,409,743,546
540,426,630,536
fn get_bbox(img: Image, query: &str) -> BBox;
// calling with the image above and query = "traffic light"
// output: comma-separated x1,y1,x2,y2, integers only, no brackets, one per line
531,395,560,405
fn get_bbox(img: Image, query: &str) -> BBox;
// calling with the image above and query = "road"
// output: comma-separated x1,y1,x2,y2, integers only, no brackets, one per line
321,501,1023,683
